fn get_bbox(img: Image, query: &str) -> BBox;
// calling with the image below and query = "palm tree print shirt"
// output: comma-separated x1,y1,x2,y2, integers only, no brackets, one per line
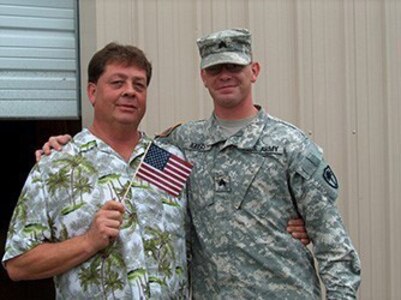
3,129,189,299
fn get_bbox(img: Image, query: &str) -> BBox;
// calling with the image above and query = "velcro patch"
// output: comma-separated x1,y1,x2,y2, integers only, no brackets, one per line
155,123,182,138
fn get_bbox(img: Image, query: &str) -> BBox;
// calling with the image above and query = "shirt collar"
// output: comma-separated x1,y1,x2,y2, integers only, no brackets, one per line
74,129,152,162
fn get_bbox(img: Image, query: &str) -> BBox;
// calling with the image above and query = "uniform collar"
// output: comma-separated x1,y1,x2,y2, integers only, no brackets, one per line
203,105,268,149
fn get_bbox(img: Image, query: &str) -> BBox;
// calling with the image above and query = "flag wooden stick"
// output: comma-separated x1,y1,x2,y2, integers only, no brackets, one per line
120,141,153,204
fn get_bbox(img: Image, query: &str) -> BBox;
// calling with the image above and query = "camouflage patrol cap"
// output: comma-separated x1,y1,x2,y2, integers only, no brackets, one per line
197,28,252,69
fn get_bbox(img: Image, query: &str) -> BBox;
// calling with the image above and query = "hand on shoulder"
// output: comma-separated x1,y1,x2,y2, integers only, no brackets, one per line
35,134,72,162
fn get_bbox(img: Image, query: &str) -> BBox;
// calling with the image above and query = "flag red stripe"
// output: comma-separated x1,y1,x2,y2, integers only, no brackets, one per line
170,160,192,174
165,164,188,181
135,143,192,197
170,155,193,169
137,163,183,192
143,163,185,187
137,165,183,192
167,160,191,178
137,172,180,197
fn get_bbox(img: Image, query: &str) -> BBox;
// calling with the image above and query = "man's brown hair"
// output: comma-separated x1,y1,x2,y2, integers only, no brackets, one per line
88,42,152,85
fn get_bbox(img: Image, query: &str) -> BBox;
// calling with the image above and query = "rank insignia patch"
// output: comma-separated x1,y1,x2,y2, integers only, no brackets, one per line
323,166,338,189
214,175,231,192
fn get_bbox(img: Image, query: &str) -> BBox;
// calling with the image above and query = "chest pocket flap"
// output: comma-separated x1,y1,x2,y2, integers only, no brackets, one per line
226,151,264,210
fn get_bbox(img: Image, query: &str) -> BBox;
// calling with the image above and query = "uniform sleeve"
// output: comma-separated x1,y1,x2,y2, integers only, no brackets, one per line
2,164,51,265
288,139,361,299
155,124,182,148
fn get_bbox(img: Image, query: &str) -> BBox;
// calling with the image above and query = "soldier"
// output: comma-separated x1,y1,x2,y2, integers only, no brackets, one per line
159,28,361,299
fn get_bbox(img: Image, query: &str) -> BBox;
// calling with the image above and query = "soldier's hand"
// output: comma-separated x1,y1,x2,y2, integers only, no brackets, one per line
35,134,72,162
85,200,125,252
287,218,310,246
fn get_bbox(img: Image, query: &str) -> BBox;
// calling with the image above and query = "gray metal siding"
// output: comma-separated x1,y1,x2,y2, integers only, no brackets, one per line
0,0,79,119
81,1,401,299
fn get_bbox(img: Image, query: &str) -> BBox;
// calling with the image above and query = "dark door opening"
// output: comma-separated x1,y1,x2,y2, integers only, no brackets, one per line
0,120,81,299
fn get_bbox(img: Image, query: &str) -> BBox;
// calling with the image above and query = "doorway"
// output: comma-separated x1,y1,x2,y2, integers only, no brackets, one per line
0,120,81,299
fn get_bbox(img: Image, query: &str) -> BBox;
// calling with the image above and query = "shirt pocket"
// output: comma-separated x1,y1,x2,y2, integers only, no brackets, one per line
182,147,216,210
225,152,264,212
235,152,291,219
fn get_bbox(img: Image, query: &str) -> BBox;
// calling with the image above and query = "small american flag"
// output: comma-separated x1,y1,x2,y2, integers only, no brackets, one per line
136,143,193,197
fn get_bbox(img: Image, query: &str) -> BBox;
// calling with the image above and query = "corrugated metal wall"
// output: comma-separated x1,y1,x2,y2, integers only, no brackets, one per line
79,0,401,299
0,0,79,119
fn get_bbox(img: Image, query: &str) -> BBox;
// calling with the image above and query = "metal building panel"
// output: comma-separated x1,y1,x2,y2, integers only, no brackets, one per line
1,4,73,18
0,30,76,48
0,0,79,119
0,89,75,100
0,58,75,71
84,1,401,299
0,47,75,59
0,100,78,118
0,71,76,89
0,15,74,30
0,0,73,9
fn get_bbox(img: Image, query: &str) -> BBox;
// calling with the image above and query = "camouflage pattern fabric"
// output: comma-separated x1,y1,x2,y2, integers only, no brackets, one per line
160,106,361,299
197,28,252,69
3,129,189,299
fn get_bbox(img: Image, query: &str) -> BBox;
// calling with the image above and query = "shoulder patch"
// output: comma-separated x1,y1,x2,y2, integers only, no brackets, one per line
155,123,182,138
323,165,339,189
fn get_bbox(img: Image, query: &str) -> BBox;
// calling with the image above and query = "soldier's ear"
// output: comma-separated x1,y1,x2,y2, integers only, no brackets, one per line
250,62,260,83
200,69,208,88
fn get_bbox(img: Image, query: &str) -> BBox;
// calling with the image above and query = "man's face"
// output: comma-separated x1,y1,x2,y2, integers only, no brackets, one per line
200,62,259,109
88,62,148,129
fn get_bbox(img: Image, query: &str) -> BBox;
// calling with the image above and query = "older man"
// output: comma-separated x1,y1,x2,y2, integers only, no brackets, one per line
3,43,189,299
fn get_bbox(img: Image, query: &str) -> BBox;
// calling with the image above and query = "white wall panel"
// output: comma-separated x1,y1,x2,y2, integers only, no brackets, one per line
79,1,401,298
384,2,401,299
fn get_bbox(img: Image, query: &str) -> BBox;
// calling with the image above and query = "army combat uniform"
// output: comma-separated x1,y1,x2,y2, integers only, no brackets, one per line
160,106,361,299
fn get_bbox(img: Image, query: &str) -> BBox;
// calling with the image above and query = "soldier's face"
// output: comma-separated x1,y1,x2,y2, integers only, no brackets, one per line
201,62,260,110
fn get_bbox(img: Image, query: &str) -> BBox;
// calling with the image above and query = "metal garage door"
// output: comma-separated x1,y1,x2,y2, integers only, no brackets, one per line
0,0,79,119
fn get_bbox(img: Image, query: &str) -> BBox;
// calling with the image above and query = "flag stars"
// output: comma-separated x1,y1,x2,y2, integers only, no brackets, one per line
144,145,170,170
